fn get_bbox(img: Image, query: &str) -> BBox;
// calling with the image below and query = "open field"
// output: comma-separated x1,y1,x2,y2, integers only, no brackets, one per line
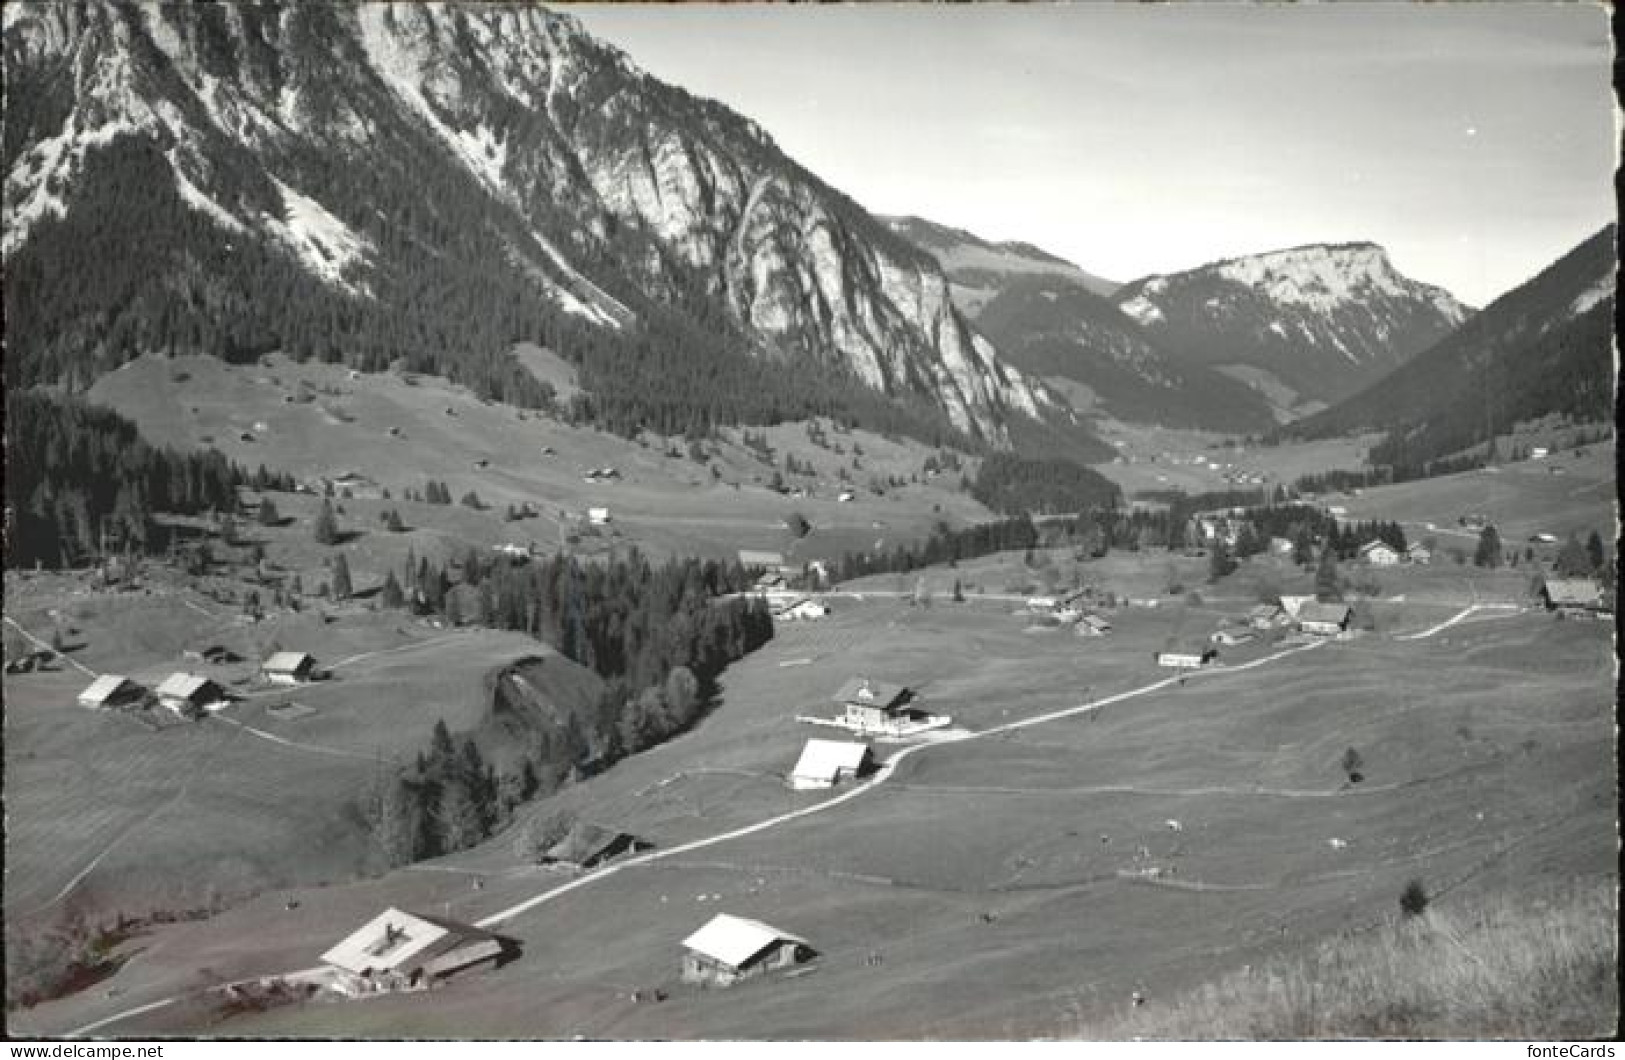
2,572,569,928
1325,440,1616,549
87,353,991,586
12,560,1613,1038
1088,420,1380,498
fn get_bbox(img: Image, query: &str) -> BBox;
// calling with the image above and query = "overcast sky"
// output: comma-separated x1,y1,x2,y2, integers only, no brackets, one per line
568,3,1615,306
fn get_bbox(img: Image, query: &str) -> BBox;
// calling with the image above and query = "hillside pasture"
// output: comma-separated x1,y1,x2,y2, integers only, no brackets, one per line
12,579,1612,1039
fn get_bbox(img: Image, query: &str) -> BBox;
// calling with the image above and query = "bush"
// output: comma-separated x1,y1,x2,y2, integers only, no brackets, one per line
1400,878,1429,918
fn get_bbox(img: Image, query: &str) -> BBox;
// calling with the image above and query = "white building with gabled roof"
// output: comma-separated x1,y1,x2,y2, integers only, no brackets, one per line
320,907,513,996
681,914,814,986
789,739,873,790
77,675,142,709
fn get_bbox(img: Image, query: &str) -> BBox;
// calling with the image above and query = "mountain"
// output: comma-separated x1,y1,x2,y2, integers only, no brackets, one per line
887,218,1276,432
1113,243,1473,413
883,215,1118,310
2,1,1054,446
970,274,1277,433
1288,226,1615,474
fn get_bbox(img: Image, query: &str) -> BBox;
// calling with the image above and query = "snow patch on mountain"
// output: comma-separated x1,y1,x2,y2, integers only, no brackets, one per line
1118,294,1163,325
263,177,373,294
1567,271,1614,319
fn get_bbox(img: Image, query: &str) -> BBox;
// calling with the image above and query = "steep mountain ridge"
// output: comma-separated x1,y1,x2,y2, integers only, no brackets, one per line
1289,226,1615,474
3,1,1048,445
1114,242,1472,409
888,217,1278,432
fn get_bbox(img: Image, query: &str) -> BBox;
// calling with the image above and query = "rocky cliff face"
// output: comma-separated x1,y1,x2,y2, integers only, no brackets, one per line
3,1,1046,442
1113,243,1472,411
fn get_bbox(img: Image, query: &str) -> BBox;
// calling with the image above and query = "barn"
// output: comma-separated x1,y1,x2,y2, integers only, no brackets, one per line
1405,543,1432,565
155,673,227,716
587,507,611,525
320,908,514,996
77,675,143,710
789,739,873,790
1297,602,1353,636
831,677,911,730
1155,646,1217,669
1539,577,1605,617
541,823,650,870
261,651,317,686
680,914,815,986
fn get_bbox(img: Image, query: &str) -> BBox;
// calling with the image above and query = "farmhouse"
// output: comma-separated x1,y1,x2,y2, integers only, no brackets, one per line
1075,614,1113,637
1268,537,1295,556
774,598,830,621
1530,446,1550,459
320,908,514,997
833,677,911,729
1539,577,1606,617
1358,540,1401,566
1406,543,1432,565
1156,646,1217,669
77,675,143,709
681,914,815,986
155,673,227,716
789,739,874,790
541,822,650,870
587,507,611,526
837,489,855,503
261,651,317,686
1297,602,1352,636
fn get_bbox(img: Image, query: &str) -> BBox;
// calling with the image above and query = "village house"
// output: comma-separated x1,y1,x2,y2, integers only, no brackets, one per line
680,914,815,987
789,739,874,790
77,675,143,710
1539,576,1606,618
155,673,227,716
1357,540,1402,566
774,598,831,621
1156,645,1217,669
587,507,611,526
1405,542,1432,565
261,651,318,686
541,822,650,870
832,677,912,730
320,908,514,996
1269,537,1295,556
1297,601,1353,636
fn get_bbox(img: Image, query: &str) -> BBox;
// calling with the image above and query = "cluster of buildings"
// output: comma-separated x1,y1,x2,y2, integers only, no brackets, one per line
75,651,322,718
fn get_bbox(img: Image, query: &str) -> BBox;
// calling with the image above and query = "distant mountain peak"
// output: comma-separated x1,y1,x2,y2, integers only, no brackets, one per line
1112,241,1472,410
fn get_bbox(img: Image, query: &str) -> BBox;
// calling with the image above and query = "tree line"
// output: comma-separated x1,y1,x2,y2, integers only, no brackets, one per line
364,549,774,867
4,391,259,569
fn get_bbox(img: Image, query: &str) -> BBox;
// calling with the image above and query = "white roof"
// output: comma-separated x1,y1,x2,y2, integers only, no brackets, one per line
682,914,806,971
262,651,315,673
78,675,136,705
791,739,871,783
320,907,489,976
156,673,215,700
